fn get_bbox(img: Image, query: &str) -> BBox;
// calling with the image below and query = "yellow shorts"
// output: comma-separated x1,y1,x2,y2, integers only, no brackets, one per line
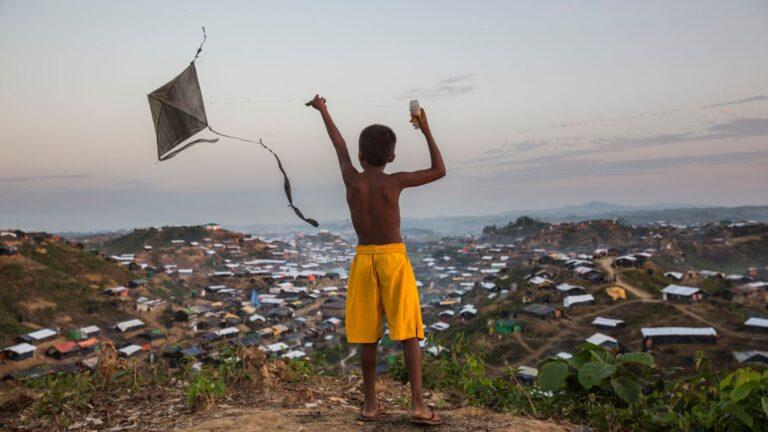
345,243,424,343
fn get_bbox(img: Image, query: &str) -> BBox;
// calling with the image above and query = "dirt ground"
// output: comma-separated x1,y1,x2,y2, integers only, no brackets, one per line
0,367,574,432
183,405,572,432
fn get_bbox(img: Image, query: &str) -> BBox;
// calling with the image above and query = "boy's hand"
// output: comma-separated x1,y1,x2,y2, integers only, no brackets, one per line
412,108,430,133
305,94,327,111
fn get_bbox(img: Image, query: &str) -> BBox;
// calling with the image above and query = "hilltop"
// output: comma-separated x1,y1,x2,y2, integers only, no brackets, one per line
482,217,647,252
231,203,768,235
653,222,768,273
96,225,243,256
0,232,138,343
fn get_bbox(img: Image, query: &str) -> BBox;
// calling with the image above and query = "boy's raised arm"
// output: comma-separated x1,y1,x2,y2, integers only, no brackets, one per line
306,95,358,183
393,108,446,188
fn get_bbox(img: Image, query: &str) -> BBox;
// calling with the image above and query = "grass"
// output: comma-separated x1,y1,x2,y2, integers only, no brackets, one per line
0,241,135,342
620,269,668,294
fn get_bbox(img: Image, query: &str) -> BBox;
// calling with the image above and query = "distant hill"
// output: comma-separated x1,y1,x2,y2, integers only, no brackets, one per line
482,217,648,251
481,216,551,240
232,203,768,236
100,225,241,256
654,223,768,273
0,234,137,343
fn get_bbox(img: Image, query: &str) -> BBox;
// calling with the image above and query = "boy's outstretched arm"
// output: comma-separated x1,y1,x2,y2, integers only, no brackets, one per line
393,108,446,188
306,95,358,184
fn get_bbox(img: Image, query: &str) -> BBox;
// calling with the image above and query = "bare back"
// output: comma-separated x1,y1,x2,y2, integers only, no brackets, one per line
345,171,403,245
306,95,445,246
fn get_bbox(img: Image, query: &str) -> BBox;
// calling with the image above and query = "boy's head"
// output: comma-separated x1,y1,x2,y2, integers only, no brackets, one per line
358,124,396,167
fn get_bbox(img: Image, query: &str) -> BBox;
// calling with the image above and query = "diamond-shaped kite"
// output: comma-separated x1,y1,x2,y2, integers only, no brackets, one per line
147,28,318,227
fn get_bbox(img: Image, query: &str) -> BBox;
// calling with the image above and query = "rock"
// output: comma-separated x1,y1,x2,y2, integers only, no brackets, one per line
69,421,86,430
304,402,318,408
86,417,103,426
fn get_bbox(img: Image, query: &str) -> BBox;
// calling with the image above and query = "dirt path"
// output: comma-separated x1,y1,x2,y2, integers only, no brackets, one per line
596,260,768,341
340,347,358,368
514,331,574,367
182,406,572,432
597,258,653,300
514,333,534,353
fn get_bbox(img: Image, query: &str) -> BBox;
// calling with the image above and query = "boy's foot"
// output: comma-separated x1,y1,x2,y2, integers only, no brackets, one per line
357,401,385,422
410,406,442,426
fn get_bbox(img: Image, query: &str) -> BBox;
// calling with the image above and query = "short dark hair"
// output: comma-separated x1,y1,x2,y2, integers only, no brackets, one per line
359,124,396,166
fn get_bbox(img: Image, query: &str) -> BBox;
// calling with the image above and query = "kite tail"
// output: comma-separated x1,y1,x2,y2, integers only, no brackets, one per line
207,127,319,227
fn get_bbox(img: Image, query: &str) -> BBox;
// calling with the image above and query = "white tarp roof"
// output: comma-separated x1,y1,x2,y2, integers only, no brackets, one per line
516,366,538,378
6,342,36,355
80,325,100,334
118,344,142,356
661,285,700,296
116,319,145,332
592,317,624,327
586,332,618,345
25,328,57,340
529,276,551,285
324,317,343,326
733,350,768,363
641,327,717,337
430,322,450,331
215,327,240,337
745,317,768,329
248,314,266,322
557,283,584,292
282,350,307,359
616,255,637,261
564,294,595,308
574,266,598,275
266,342,289,352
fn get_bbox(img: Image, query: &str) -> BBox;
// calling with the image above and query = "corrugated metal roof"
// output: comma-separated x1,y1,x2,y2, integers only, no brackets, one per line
661,285,700,296
745,317,768,328
641,327,716,337
586,332,618,345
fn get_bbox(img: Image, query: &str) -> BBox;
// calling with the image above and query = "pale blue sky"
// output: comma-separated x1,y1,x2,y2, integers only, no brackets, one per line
1,1,767,231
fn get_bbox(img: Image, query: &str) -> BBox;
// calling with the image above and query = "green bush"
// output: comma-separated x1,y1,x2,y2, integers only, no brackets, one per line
389,336,767,431
537,343,654,405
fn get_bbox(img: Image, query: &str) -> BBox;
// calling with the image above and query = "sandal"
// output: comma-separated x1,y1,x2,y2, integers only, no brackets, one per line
357,401,385,422
410,409,442,426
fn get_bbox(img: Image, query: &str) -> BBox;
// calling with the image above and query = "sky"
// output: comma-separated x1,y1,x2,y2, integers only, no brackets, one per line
1,0,767,231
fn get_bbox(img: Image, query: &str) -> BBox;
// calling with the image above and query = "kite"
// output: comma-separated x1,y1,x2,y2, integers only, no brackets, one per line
147,28,318,227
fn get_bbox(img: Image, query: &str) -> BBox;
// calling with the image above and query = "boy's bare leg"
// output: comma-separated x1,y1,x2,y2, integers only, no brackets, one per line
402,338,439,421
360,342,379,416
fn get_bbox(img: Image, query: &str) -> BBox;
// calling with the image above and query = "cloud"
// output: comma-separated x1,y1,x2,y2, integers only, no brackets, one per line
519,108,682,133
470,117,768,168
398,74,476,100
702,94,768,109
519,92,768,134
112,180,154,189
0,174,89,183
485,150,768,184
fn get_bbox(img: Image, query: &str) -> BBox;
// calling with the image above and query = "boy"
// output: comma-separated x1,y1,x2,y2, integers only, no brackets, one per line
306,94,445,426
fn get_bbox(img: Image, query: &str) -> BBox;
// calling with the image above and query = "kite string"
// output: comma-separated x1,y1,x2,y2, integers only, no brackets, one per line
207,126,277,157
206,126,319,227
193,26,207,63
206,98,402,109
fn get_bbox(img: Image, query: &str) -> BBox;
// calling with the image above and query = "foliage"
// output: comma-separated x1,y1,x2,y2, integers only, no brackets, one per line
650,354,768,432
537,343,654,405
285,358,314,383
28,372,97,419
389,336,767,431
620,269,668,294
186,365,226,412
482,216,550,238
